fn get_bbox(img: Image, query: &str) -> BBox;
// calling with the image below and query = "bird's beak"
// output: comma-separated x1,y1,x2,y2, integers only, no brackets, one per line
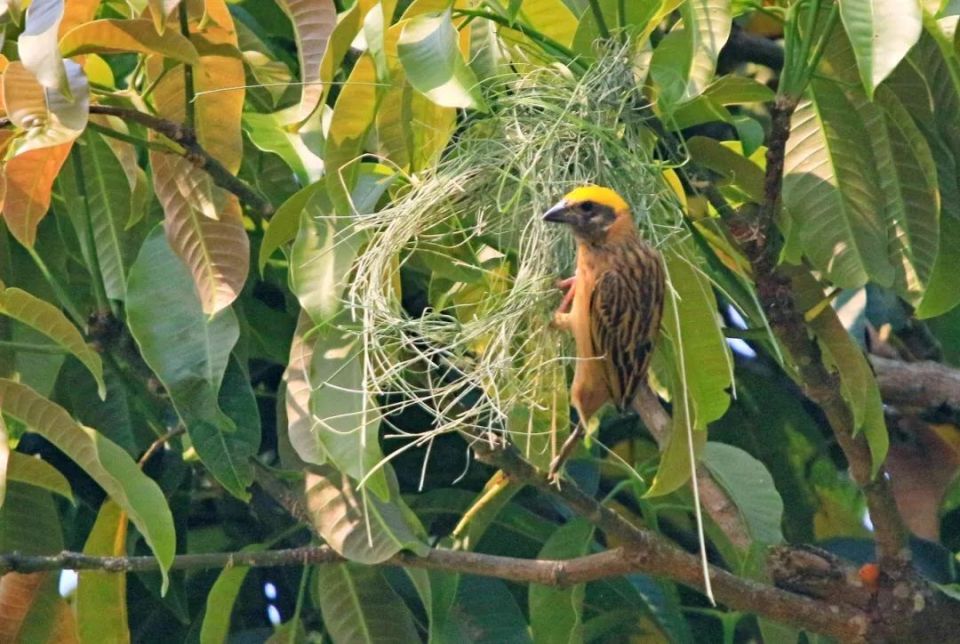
542,200,572,224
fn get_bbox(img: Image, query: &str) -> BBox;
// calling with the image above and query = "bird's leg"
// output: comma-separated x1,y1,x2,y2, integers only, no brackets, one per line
552,275,576,330
548,422,584,484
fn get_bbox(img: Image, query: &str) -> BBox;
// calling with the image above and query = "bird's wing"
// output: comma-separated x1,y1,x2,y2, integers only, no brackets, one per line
589,259,663,410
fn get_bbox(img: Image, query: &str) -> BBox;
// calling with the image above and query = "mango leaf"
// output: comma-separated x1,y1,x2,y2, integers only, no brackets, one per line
259,183,323,274
149,150,249,315
315,1,367,119
702,442,784,546
702,74,775,104
516,0,578,47
199,543,264,644
289,187,366,324
838,0,922,97
661,247,733,428
530,518,594,643
2,60,88,152
18,0,69,98
147,0,181,33
792,271,888,473
398,9,487,111
685,136,765,203
288,321,388,499
0,379,175,591
1,142,73,247
242,109,324,186
783,80,893,289
59,0,100,35
0,286,105,397
59,131,137,301
679,0,732,99
5,451,73,503
314,563,420,644
127,227,255,499
304,466,428,563
189,0,245,174
77,500,129,644
60,19,199,63
646,381,708,497
870,87,940,305
276,0,337,122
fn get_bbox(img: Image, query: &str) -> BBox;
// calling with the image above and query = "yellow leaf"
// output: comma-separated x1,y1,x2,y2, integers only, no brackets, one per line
1,142,72,246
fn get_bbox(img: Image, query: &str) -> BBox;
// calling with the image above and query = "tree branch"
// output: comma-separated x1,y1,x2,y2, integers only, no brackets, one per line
720,24,785,71
870,355,960,418
724,97,908,572
467,433,866,641
88,105,273,217
632,386,752,552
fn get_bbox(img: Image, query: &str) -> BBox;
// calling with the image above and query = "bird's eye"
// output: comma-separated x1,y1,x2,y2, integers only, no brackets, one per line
580,201,594,213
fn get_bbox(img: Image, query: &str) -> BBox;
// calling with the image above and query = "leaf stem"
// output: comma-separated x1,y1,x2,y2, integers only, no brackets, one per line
588,0,611,40
23,245,86,328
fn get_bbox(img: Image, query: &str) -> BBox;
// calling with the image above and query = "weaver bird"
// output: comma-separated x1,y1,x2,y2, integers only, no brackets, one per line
543,186,665,480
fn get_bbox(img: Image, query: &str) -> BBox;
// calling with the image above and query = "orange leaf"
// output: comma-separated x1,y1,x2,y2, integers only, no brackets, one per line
2,142,72,247
59,0,100,36
0,573,79,643
60,19,200,64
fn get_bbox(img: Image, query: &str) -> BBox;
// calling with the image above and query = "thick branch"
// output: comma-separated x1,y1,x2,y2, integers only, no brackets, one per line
870,355,960,417
88,105,273,217
632,386,752,552
720,24,785,71
725,97,908,571
469,434,865,641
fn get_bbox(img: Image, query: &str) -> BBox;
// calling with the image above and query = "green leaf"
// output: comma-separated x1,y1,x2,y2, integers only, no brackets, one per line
661,246,733,428
702,442,784,546
702,74,776,104
869,87,940,305
398,9,487,111
6,451,74,504
792,272,888,473
0,416,7,510
446,576,532,644
59,19,199,63
199,543,264,644
0,379,175,591
127,227,254,500
258,181,323,274
314,563,420,644
783,80,893,289
529,518,593,643
304,465,427,563
838,0,922,97
289,188,365,324
242,109,324,186
680,0,732,100
0,287,105,398
77,500,129,644
685,136,765,203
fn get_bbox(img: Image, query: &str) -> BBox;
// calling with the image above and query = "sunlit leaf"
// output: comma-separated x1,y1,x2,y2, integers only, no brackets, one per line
18,0,69,98
398,9,487,110
516,0,578,47
242,108,324,186
0,286,105,397
2,60,88,153
276,0,337,122
77,500,129,644
58,0,99,36
680,0,732,99
0,379,175,591
783,80,893,289
259,182,323,274
148,0,181,34
60,19,199,63
838,0,922,97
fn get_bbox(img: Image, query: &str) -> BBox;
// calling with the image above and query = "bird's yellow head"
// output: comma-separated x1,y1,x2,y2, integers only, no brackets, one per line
542,185,634,242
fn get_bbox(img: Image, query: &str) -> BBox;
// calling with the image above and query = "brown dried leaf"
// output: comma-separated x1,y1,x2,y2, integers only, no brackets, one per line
277,0,337,122
150,151,249,314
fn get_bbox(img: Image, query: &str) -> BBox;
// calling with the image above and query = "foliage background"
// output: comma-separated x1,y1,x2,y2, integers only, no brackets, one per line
0,0,959,641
